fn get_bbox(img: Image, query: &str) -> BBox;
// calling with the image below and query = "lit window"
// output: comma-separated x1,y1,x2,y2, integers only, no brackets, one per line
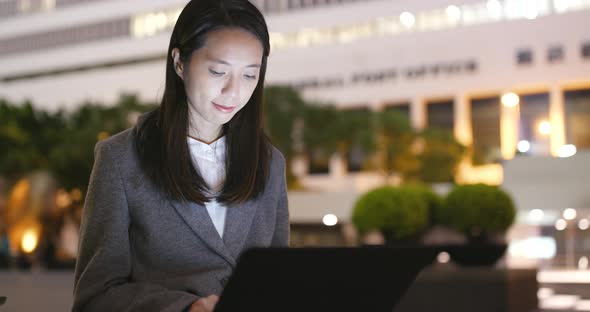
517,49,533,65
547,45,564,63
42,0,55,11
582,41,590,59
19,0,31,12
288,0,301,9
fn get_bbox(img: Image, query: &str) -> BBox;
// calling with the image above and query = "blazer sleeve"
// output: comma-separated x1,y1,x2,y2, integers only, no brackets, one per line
271,150,290,247
72,141,199,312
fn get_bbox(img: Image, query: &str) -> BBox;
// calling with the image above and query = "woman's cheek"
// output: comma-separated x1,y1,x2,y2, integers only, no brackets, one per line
241,85,256,104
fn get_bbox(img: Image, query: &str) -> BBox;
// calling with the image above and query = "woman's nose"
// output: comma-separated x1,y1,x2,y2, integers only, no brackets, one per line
222,75,240,99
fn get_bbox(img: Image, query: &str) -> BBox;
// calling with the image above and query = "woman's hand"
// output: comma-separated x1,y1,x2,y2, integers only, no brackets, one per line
188,295,219,312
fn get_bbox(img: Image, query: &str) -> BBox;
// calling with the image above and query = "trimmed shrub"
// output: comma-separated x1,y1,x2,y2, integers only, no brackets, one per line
437,184,516,238
352,185,430,241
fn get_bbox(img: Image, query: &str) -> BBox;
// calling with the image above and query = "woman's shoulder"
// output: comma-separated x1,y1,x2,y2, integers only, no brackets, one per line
92,126,140,176
95,127,135,157
269,145,286,174
96,111,151,158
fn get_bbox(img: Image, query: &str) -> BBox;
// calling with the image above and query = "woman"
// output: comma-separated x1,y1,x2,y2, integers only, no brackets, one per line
72,1,289,311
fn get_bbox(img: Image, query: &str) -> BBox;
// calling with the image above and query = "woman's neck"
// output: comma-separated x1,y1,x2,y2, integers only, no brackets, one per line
187,110,224,144
188,127,223,145
188,134,224,145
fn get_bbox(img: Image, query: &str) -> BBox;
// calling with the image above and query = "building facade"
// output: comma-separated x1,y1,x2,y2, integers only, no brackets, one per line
1,0,590,227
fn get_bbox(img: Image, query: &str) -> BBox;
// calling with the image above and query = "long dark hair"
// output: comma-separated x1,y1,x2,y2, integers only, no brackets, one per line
134,0,272,206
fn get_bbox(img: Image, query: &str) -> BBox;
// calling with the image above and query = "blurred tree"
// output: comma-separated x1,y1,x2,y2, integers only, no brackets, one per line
263,86,305,187
301,103,340,155
263,86,376,185
333,109,376,160
263,86,305,157
374,111,465,183
415,128,465,183
300,103,339,174
303,105,376,174
47,94,155,193
0,89,464,198
375,110,418,180
0,94,155,195
0,99,65,185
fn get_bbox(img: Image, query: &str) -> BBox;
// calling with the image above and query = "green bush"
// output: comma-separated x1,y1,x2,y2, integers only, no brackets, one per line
401,183,442,226
351,185,430,241
438,184,516,237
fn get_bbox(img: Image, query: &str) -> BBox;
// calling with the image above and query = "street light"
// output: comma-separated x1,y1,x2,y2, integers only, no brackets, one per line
518,140,531,153
563,208,577,220
322,214,338,226
486,0,503,18
538,120,551,136
579,256,588,270
446,5,461,22
501,92,519,108
555,219,567,231
400,12,415,28
558,208,585,268
579,219,589,231
21,229,38,254
558,144,577,158
529,208,544,222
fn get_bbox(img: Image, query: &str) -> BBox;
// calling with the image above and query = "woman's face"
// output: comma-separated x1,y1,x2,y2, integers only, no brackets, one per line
173,28,263,134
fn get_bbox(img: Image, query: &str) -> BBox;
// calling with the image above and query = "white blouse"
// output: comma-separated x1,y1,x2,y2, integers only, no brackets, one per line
187,135,227,239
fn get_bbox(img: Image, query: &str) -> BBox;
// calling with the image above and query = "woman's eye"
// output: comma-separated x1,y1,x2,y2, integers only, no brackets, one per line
244,74,257,80
209,69,225,76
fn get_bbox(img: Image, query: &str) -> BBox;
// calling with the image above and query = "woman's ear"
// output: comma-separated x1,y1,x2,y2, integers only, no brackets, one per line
171,48,184,80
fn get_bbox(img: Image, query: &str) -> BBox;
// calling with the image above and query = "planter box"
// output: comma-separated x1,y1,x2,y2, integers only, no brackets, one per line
394,266,538,312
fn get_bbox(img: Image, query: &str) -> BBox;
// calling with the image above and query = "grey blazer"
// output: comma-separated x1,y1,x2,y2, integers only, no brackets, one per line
72,122,289,312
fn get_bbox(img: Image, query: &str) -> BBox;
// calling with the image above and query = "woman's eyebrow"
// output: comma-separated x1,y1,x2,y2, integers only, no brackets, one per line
208,57,261,68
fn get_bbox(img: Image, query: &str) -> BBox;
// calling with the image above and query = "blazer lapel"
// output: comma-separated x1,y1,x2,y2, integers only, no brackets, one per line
222,198,258,260
169,199,236,267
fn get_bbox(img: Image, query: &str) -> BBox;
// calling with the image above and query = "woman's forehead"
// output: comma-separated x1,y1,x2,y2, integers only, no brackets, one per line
194,30,263,66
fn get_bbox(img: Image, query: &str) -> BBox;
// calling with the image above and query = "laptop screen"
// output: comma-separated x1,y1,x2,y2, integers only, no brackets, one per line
214,246,437,312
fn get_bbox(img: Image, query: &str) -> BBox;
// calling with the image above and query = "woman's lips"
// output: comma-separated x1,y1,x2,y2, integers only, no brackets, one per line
213,102,236,113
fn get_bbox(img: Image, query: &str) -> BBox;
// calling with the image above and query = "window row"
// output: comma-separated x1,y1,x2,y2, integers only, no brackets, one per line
290,61,478,90
517,42,590,65
307,89,590,174
0,18,129,57
252,0,372,14
0,0,106,20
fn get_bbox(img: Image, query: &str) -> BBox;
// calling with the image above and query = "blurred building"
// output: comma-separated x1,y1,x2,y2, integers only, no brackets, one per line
1,0,590,255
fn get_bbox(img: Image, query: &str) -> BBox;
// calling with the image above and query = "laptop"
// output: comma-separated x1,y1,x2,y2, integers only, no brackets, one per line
214,246,437,312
